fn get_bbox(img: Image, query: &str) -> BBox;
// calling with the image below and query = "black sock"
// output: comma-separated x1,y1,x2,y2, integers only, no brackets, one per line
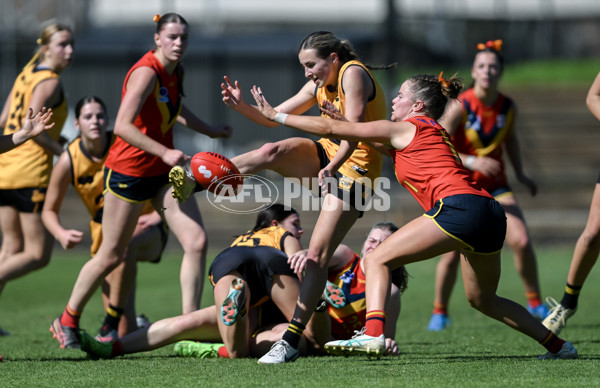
282,319,305,349
560,283,581,310
101,304,124,334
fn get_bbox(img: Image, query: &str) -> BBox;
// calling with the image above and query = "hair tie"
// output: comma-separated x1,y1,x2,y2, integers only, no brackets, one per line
477,39,503,52
438,71,450,88
36,38,42,45
153,14,161,22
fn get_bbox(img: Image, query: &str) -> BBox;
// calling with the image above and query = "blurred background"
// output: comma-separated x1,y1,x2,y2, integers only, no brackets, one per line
1,0,599,251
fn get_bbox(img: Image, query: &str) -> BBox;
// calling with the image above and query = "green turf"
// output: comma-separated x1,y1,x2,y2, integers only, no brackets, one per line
1,245,599,387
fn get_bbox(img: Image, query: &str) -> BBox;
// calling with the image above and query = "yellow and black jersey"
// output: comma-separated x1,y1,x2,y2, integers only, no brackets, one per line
230,225,291,251
315,60,387,183
67,132,156,255
68,132,115,223
67,132,113,255
0,65,68,189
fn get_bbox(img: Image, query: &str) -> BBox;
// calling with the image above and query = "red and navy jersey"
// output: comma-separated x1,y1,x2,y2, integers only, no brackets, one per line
452,88,516,191
327,253,366,338
105,50,183,177
389,116,490,210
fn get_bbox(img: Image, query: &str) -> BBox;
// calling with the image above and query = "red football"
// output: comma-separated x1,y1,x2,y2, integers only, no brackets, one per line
190,152,243,196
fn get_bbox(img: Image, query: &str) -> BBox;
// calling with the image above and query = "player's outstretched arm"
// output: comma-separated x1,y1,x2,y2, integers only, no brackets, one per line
0,107,55,154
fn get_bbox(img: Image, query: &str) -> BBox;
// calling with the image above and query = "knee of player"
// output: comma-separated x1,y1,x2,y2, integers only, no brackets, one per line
580,226,600,248
226,345,249,359
180,231,207,255
256,142,283,163
507,232,531,252
465,293,494,313
95,250,125,271
29,252,51,270
362,252,388,272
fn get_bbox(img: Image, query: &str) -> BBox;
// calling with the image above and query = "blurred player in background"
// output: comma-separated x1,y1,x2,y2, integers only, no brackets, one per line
50,13,231,349
543,71,600,335
42,96,167,342
427,40,548,332
0,108,55,154
0,23,74,336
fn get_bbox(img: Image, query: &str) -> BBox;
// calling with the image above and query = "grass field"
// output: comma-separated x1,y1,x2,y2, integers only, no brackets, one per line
398,58,600,87
1,245,599,387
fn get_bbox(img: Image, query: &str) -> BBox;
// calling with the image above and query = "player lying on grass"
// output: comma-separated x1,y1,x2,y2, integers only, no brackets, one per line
248,73,577,360
258,222,408,356
80,217,407,358
80,204,317,359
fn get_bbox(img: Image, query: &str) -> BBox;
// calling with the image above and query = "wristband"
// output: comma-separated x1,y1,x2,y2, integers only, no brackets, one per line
273,112,288,125
464,155,476,169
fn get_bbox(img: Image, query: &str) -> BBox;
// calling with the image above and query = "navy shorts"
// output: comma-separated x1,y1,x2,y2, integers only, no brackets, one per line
147,220,170,263
487,186,512,199
0,188,47,213
208,245,297,307
425,194,507,254
104,168,170,203
314,141,368,217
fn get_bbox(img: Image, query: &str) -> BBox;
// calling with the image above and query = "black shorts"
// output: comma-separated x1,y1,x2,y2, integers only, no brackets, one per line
0,188,47,213
488,186,512,199
208,246,297,307
596,172,600,184
425,194,506,254
148,220,170,264
253,300,287,331
104,168,170,203
314,141,367,217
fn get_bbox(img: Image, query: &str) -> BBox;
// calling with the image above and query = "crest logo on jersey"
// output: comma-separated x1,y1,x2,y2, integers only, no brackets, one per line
158,87,170,103
496,114,506,129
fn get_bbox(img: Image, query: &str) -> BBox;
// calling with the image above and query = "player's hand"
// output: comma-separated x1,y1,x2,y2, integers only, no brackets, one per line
221,76,244,110
135,212,162,233
21,107,55,141
288,249,309,274
320,101,347,121
59,229,84,250
318,168,334,196
206,123,233,139
385,338,400,355
470,156,501,176
517,173,537,196
161,148,188,167
250,86,277,120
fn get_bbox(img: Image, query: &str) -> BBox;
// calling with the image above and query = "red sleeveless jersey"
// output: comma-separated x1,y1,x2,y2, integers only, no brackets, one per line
327,253,366,338
451,88,515,191
389,116,491,210
105,51,183,177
